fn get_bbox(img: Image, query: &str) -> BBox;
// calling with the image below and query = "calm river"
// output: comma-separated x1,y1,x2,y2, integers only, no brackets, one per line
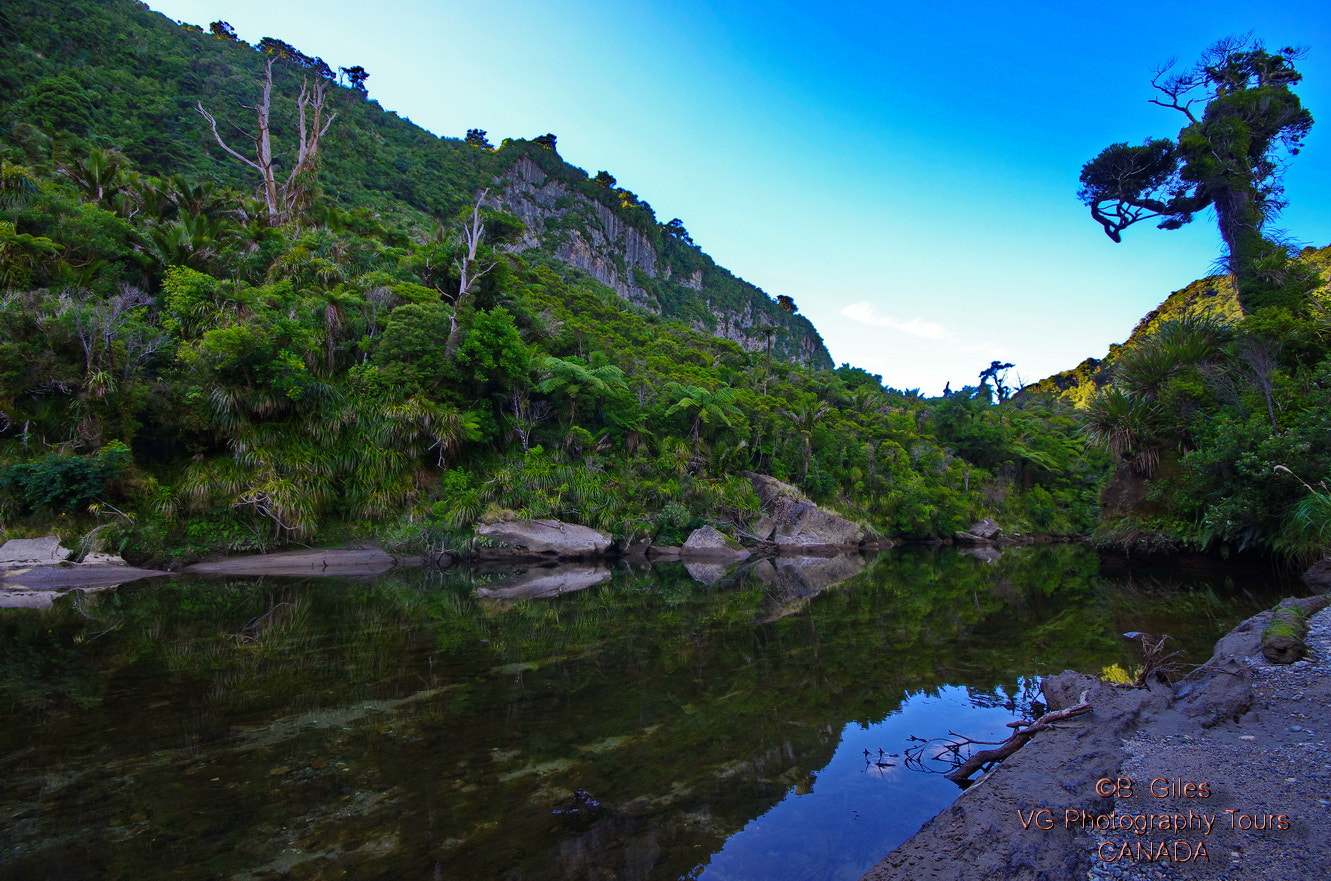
0,546,1299,880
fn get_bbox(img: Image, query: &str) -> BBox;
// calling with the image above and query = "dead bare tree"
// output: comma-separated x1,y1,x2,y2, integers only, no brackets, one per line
506,388,552,452
197,58,335,227
455,188,493,300
1123,631,1185,686
1236,337,1282,432
445,189,495,355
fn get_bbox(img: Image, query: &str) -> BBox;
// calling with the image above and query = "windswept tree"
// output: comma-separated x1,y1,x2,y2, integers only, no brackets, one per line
1079,38,1315,313
979,360,1015,402
196,58,335,226
662,218,694,245
208,21,239,41
340,65,369,92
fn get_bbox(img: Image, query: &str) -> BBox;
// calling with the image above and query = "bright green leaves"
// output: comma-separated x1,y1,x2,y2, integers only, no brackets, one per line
454,307,531,395
371,302,452,395
662,383,743,445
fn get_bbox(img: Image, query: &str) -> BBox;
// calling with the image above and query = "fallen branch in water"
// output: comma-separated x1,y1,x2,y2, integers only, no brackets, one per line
940,689,1092,784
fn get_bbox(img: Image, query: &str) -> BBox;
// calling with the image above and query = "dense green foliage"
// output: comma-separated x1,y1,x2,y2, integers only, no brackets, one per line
0,0,1110,561
1051,272,1331,559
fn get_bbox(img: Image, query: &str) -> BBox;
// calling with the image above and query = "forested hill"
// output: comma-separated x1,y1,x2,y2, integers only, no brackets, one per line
0,0,830,368
3,2,1327,567
1025,244,1331,408
0,0,1122,561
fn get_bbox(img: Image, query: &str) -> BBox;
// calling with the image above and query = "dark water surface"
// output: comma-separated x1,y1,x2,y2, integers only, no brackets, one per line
0,546,1301,880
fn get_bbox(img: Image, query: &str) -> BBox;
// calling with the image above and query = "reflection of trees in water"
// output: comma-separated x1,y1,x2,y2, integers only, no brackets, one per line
963,677,1045,716
0,547,1289,880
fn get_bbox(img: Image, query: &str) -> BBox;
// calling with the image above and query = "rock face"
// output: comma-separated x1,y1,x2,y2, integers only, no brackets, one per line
0,536,73,566
474,519,612,557
491,155,832,369
744,473,864,552
680,526,750,559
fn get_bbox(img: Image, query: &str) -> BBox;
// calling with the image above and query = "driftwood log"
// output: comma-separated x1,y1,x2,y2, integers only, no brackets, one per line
944,690,1091,783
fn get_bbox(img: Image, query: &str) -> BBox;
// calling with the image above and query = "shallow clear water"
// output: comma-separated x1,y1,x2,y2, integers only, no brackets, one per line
0,546,1297,880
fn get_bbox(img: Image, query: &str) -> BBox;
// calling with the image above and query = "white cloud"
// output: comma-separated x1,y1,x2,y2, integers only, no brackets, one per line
840,301,947,340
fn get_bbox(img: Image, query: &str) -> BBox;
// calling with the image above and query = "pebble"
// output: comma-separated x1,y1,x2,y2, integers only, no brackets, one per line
1290,726,1304,732
1240,735,1257,742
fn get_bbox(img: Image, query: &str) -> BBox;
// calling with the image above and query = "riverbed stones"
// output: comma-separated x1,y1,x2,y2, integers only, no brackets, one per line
0,536,73,566
861,671,1173,881
474,519,613,558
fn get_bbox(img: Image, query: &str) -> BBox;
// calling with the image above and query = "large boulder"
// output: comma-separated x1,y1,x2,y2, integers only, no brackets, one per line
681,525,750,560
954,518,1002,544
474,519,612,557
744,473,864,551
1303,557,1331,589
0,536,73,566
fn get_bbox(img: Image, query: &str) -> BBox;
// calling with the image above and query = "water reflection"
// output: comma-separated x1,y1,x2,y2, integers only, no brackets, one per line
0,546,1298,880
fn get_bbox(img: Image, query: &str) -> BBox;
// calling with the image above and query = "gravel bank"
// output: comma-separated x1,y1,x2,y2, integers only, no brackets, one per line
860,598,1331,881
1084,603,1331,881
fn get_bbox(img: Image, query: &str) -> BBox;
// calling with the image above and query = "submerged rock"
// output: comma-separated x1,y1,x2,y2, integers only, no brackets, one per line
682,558,732,586
182,548,396,576
474,519,613,558
957,545,1002,564
758,554,867,621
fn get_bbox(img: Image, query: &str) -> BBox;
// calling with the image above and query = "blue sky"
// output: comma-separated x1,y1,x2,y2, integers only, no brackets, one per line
144,0,1331,394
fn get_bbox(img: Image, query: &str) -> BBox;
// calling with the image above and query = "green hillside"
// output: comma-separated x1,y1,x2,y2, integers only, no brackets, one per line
2,0,1327,566
0,0,829,368
0,0,1115,561
1024,245,1331,558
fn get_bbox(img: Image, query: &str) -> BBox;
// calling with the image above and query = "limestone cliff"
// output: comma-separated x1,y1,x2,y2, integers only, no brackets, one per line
489,149,833,369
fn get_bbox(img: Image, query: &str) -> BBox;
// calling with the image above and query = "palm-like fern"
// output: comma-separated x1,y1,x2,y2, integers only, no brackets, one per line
1081,387,1166,476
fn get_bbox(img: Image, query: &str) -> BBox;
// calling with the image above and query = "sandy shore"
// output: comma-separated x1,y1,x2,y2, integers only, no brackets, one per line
860,596,1331,881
